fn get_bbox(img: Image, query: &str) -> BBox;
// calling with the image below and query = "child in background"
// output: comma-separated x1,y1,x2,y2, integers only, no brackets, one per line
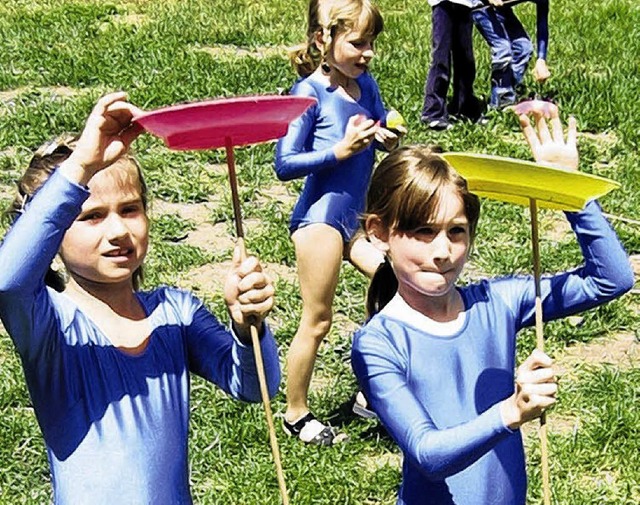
351,109,633,504
276,0,403,445
421,0,485,131
472,0,550,108
0,92,280,504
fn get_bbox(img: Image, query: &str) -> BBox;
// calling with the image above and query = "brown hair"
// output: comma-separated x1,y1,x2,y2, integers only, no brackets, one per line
289,0,384,77
5,136,148,292
363,145,481,317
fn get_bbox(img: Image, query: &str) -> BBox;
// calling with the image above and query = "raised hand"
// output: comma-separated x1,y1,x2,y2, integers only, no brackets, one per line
500,349,558,429
62,92,144,184
519,107,579,171
333,113,379,160
224,244,275,342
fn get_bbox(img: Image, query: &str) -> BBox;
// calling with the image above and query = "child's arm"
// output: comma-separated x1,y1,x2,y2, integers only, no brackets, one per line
58,92,143,185
352,330,516,479
275,83,378,180
514,110,634,322
183,244,280,402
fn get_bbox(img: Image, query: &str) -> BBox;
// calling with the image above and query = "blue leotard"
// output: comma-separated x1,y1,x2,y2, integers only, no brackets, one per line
0,170,281,504
275,71,387,242
352,201,633,504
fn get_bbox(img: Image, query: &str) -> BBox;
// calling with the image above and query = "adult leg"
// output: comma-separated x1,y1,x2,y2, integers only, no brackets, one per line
451,4,483,120
472,7,517,108
286,224,343,425
499,7,533,86
421,3,454,123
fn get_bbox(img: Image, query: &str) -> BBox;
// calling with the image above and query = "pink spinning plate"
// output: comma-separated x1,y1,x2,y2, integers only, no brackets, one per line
133,95,316,150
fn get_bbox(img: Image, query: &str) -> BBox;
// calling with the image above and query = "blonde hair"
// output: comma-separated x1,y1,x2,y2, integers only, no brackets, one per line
289,0,384,77
363,145,481,316
6,136,148,292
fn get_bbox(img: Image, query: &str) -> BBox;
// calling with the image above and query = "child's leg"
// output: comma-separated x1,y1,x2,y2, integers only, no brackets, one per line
421,2,454,123
499,7,533,86
347,233,385,279
286,224,344,423
472,8,517,108
450,4,483,120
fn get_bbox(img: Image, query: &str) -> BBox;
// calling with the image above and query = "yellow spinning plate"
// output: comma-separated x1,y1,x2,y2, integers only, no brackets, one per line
440,152,619,210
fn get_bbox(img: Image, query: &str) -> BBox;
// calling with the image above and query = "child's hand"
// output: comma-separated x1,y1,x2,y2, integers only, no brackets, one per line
500,349,558,429
375,124,406,152
334,114,378,160
533,58,551,83
224,244,275,341
488,0,504,7
519,107,579,170
62,92,144,184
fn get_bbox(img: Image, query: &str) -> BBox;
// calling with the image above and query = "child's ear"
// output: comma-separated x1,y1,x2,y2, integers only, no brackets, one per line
314,29,324,51
365,215,390,253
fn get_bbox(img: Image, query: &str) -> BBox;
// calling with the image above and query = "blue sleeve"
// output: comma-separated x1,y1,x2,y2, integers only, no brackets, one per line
0,170,88,360
500,200,634,330
352,328,513,480
185,301,280,402
535,0,549,59
274,81,338,181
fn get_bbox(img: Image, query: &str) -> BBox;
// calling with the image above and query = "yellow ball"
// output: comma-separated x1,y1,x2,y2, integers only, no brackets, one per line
386,110,406,130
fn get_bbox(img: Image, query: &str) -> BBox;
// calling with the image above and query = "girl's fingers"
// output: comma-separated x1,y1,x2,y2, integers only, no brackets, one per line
517,366,556,385
536,114,552,144
519,348,553,372
566,116,578,149
550,114,564,144
519,114,541,154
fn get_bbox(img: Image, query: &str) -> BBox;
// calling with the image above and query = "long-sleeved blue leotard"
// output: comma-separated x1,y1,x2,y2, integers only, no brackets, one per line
352,201,633,505
275,71,387,242
0,170,281,505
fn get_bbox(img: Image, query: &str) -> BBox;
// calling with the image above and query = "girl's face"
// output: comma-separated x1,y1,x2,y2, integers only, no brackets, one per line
59,160,149,288
375,185,471,305
327,25,375,79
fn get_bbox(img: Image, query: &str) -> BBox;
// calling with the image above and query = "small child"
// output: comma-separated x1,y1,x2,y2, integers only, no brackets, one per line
275,0,402,445
473,0,550,108
0,92,280,504
421,0,485,130
351,109,633,504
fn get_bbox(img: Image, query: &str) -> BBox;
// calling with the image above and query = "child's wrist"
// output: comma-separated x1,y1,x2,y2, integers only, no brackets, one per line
57,158,94,186
499,396,522,430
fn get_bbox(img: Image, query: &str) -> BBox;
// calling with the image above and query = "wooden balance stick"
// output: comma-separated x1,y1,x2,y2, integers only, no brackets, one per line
529,199,551,505
225,138,290,505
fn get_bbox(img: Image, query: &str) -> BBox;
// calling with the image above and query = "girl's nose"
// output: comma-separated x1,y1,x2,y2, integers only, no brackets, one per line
431,233,451,261
105,214,129,240
363,47,374,60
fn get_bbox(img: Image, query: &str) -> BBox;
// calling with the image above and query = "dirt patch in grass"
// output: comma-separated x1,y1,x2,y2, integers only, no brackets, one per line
194,44,287,61
0,86,80,103
556,332,640,375
361,451,402,472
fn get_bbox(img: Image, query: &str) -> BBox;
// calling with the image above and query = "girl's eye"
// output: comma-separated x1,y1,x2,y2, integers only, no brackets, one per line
79,212,102,222
122,205,142,215
416,227,435,236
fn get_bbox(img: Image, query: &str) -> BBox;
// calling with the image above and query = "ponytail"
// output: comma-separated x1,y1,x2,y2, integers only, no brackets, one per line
366,258,397,319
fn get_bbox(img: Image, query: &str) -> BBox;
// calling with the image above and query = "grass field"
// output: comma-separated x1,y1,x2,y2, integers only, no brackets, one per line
1,0,639,503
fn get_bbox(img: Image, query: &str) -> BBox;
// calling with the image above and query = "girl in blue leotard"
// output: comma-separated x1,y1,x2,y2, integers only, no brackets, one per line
0,93,280,504
351,109,633,504
275,0,404,445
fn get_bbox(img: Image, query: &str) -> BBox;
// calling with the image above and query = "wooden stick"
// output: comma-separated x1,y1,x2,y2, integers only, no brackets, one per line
529,199,551,505
225,138,290,505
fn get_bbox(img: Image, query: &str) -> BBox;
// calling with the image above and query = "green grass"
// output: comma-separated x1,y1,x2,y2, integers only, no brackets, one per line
1,0,639,503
